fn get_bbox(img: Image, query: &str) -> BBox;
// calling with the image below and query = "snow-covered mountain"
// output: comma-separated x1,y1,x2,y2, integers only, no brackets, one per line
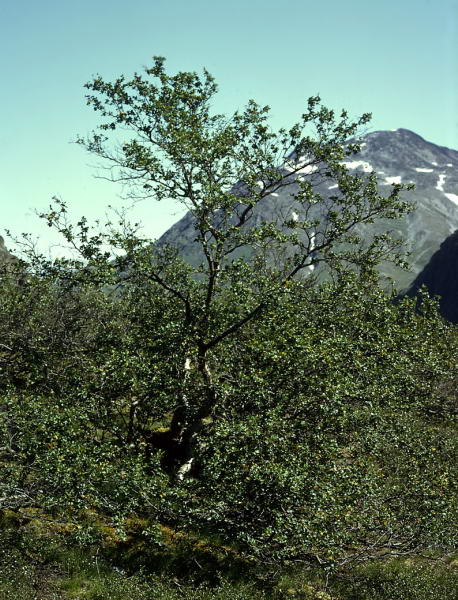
342,128,458,288
159,128,458,292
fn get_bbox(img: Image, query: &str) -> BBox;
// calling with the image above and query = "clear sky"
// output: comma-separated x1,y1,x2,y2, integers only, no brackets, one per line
1,0,457,251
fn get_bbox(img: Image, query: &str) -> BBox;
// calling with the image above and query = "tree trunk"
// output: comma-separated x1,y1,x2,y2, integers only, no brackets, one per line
165,350,217,480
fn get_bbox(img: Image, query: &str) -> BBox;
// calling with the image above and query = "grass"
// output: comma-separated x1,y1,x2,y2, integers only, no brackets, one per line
0,513,457,600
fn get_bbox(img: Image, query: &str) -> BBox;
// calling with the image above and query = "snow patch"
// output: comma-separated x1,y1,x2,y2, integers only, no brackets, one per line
328,184,338,190
342,160,373,173
284,162,318,174
436,174,446,191
382,176,402,185
291,211,299,222
444,192,458,206
447,163,453,167
298,164,318,174
431,161,438,166
271,192,279,197
415,168,434,173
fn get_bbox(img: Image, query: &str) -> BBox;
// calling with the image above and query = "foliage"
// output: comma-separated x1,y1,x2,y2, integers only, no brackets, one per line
1,268,456,567
37,57,415,482
1,58,457,572
174,277,458,565
1,519,458,599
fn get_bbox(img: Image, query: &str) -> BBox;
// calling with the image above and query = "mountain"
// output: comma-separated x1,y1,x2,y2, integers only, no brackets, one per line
159,128,458,291
406,230,458,323
0,236,15,266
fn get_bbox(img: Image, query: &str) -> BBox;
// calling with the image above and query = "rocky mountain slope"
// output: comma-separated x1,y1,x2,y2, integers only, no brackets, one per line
159,128,458,292
0,236,15,266
406,229,458,323
346,129,458,288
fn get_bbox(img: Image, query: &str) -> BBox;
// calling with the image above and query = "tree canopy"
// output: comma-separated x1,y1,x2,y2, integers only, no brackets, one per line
1,58,457,570
41,57,415,477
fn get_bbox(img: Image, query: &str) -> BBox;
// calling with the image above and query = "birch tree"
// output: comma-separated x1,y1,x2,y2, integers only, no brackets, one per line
43,57,413,479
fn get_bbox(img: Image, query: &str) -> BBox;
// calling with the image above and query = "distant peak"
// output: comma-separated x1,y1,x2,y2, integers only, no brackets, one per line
394,128,425,139
366,128,419,138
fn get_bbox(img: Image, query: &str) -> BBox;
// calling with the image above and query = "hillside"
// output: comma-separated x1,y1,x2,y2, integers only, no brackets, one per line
406,229,458,322
0,236,16,266
159,128,458,291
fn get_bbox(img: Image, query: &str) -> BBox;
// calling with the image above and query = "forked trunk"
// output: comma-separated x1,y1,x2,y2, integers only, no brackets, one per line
166,352,217,480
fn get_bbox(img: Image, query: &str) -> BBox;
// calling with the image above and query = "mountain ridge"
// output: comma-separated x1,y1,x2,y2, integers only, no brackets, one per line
159,128,458,292
406,229,458,323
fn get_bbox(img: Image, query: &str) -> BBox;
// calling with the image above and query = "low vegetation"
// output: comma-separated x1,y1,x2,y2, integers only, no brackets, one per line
1,58,457,597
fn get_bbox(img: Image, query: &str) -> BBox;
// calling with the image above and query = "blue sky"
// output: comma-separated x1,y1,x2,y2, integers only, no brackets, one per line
1,0,457,250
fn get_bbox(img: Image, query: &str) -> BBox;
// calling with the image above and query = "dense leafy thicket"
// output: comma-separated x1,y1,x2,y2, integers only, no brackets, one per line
1,58,457,574
0,265,456,567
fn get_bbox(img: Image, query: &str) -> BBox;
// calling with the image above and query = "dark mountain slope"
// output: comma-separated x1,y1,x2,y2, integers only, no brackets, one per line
406,230,458,323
